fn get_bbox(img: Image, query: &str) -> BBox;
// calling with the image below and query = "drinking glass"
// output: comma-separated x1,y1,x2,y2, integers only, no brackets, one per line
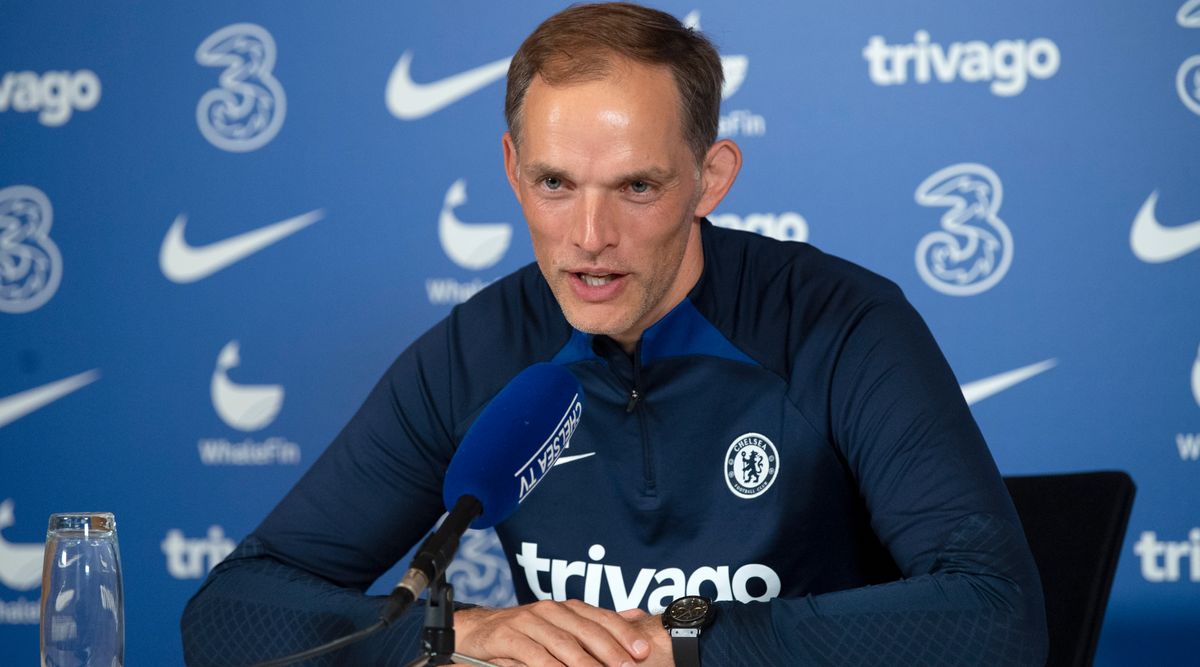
39,512,124,667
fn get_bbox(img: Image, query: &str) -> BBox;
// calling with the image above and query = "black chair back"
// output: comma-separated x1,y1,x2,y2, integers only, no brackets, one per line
1004,471,1135,667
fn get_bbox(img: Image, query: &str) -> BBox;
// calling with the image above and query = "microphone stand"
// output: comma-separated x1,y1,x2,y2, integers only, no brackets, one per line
421,574,456,665
403,572,500,667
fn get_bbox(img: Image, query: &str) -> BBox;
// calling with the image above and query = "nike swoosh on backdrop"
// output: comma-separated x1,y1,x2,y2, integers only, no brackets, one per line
0,370,100,429
1130,191,1200,263
386,51,512,120
553,452,596,467
159,209,325,283
960,359,1057,406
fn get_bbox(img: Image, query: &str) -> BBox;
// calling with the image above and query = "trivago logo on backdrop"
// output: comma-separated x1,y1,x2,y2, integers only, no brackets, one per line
0,69,100,126
197,341,300,466
862,31,1060,97
1134,528,1200,583
0,499,42,625
710,211,808,243
162,526,236,580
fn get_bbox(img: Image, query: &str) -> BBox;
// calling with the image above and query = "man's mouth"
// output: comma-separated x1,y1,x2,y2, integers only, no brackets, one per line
578,273,617,287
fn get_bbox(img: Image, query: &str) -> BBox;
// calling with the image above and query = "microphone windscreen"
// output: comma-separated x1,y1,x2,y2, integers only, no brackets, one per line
443,363,584,528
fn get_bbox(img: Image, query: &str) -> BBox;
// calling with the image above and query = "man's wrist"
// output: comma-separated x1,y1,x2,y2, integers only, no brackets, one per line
641,614,675,666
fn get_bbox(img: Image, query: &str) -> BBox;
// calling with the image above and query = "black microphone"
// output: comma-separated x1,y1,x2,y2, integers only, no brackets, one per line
381,362,584,623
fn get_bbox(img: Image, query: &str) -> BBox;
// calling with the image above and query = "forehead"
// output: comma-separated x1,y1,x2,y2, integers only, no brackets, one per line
518,60,689,165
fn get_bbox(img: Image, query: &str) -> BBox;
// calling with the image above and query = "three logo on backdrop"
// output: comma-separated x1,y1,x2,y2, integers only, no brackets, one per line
913,163,1012,296
385,10,765,138
863,31,1060,96
195,23,287,152
198,341,299,466
1177,0,1200,117
0,69,101,126
0,185,63,314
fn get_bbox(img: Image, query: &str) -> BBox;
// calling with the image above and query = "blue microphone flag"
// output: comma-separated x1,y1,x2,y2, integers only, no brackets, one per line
443,363,584,528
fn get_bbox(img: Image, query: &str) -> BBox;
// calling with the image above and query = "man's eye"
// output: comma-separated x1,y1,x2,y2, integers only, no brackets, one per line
629,180,650,194
542,177,562,190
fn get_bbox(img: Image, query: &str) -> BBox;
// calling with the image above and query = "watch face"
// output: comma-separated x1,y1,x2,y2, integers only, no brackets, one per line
666,596,712,627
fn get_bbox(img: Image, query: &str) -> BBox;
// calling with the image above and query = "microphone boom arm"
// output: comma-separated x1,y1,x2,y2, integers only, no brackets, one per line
382,494,483,624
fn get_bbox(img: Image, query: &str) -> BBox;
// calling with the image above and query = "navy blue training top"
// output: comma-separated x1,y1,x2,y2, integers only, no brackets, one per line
182,221,1047,665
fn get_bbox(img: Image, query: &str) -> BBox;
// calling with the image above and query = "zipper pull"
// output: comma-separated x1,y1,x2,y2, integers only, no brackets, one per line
626,388,641,412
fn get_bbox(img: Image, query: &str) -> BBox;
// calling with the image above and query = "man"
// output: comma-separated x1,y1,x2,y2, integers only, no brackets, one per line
183,4,1048,666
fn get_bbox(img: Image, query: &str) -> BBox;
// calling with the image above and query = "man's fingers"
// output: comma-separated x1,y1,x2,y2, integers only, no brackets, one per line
517,602,618,666
557,599,652,660
453,601,656,667
618,607,649,620
488,619,576,667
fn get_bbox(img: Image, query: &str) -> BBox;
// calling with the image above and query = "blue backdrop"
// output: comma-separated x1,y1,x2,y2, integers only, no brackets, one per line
3,1,1198,664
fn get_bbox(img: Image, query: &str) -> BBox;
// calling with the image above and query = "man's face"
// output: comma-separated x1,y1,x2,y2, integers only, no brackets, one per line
503,60,707,351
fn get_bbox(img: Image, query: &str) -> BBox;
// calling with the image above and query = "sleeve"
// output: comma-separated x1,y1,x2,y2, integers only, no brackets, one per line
181,317,461,666
700,295,1049,666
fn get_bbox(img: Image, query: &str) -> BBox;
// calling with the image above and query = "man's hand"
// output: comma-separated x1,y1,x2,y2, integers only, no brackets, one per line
451,600,672,667
619,609,673,667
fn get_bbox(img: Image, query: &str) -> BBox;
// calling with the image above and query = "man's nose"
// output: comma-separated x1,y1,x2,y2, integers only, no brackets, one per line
570,190,617,255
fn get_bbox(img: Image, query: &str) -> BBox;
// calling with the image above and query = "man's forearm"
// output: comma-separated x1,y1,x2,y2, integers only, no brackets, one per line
700,515,1047,666
181,538,425,666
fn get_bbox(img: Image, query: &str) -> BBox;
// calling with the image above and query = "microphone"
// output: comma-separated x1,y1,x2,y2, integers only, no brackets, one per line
250,363,583,667
381,362,584,623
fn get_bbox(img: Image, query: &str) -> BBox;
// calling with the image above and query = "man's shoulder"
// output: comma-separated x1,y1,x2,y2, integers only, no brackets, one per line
699,223,910,378
433,263,574,427
704,222,904,312
451,261,555,321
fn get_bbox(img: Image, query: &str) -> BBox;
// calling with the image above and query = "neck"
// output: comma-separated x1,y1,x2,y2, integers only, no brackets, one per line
611,218,705,355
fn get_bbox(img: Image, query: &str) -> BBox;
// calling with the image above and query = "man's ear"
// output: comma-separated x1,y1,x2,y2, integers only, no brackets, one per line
502,132,521,201
693,139,743,218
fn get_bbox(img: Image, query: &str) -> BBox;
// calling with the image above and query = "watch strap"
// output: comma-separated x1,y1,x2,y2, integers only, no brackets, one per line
670,628,701,667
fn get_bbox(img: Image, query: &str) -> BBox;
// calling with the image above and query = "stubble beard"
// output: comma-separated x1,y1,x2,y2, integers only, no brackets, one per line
543,222,693,342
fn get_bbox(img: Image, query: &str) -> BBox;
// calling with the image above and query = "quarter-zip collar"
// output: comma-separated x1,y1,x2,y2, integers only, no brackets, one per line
551,220,756,372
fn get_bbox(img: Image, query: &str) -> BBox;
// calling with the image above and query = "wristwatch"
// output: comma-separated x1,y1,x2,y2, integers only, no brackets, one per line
661,595,715,667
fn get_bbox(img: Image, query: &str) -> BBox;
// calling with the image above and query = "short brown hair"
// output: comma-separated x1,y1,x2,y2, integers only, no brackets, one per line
505,2,724,164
